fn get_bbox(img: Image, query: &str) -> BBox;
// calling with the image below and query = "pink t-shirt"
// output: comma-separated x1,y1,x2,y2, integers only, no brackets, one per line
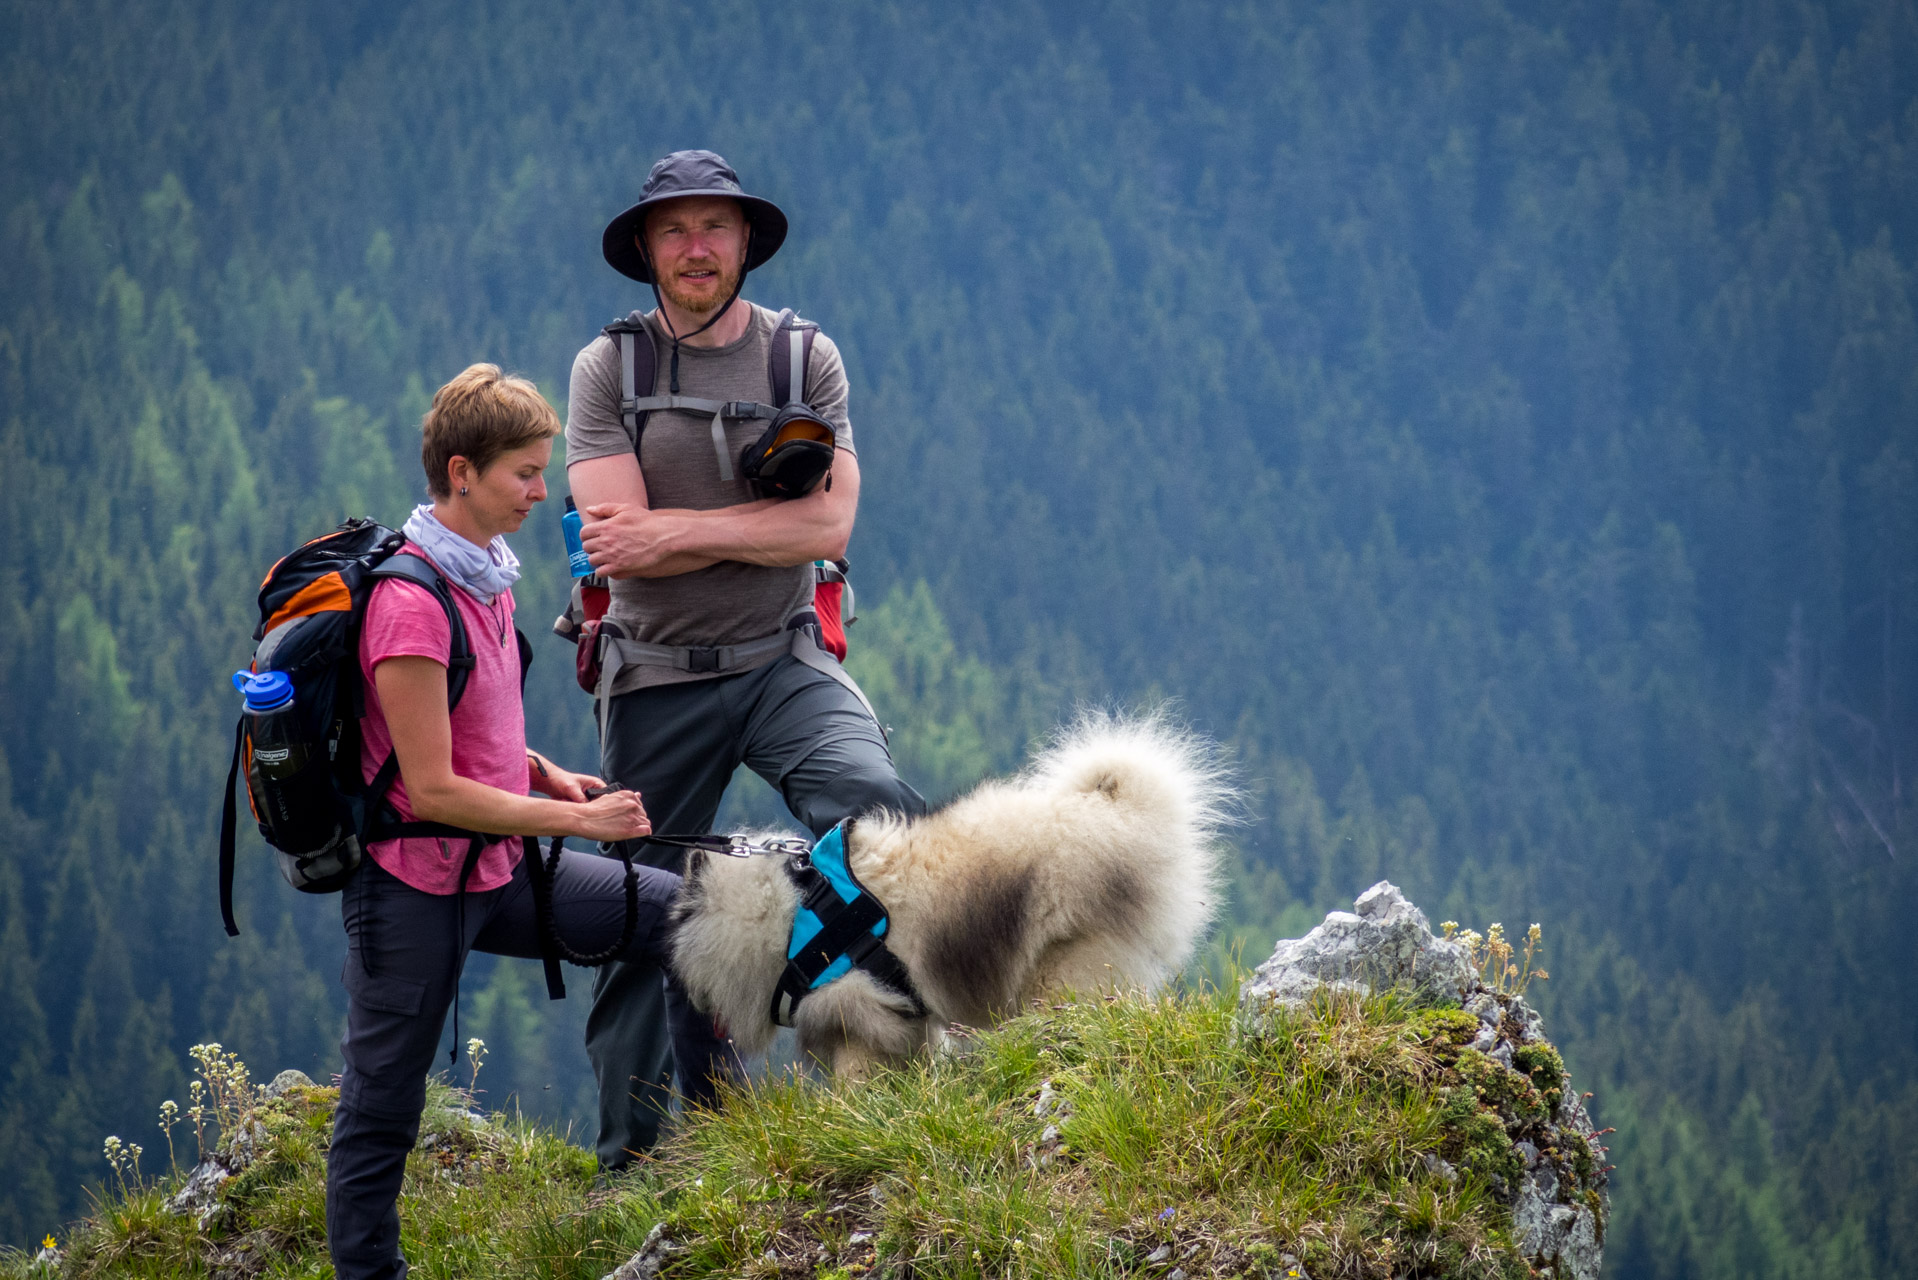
358,544,527,894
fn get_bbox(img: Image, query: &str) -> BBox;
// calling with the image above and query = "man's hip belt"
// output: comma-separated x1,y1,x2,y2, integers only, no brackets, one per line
586,619,883,739
602,628,796,678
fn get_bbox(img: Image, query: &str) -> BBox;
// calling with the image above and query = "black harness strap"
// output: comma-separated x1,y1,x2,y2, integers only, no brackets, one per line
787,868,890,975
768,827,928,1027
851,937,922,1012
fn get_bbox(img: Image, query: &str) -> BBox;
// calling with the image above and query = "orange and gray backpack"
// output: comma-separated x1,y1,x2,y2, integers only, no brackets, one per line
221,518,648,1020
218,518,505,936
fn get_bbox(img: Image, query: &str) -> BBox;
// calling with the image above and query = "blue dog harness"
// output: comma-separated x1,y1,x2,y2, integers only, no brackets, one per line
772,820,927,1026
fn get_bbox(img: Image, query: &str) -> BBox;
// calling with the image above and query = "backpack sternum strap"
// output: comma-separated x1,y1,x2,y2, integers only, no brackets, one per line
603,307,816,482
624,395,779,420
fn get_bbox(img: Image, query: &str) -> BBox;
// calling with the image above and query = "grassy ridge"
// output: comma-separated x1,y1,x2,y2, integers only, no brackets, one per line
10,989,1600,1280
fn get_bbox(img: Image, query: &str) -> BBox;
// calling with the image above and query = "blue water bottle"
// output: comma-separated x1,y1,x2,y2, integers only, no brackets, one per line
561,496,592,578
232,669,337,853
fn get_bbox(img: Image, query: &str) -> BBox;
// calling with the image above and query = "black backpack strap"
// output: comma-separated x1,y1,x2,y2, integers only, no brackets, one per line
360,555,483,846
448,833,488,1065
369,554,475,709
360,751,405,838
219,718,244,937
766,307,819,407
521,836,567,1000
604,311,658,454
511,627,565,1000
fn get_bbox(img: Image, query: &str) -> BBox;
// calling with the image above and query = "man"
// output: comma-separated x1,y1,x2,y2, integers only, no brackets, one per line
566,150,926,1170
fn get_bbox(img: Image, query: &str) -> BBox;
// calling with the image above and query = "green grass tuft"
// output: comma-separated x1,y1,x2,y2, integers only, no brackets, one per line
6,988,1600,1279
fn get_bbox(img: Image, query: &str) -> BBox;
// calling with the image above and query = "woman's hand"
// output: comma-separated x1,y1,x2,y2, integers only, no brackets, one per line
528,752,603,802
568,788,652,843
526,747,645,841
373,658,639,840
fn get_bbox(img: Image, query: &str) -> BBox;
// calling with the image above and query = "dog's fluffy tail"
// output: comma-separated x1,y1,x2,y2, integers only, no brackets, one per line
1000,708,1238,993
1030,708,1239,843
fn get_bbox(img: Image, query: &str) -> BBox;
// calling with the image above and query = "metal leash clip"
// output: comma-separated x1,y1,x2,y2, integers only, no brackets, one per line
579,788,815,860
716,834,814,859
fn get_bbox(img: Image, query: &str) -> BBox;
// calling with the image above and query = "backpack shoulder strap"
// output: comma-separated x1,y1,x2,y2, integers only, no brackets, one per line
369,555,475,710
767,307,821,407
356,561,499,856
603,311,658,451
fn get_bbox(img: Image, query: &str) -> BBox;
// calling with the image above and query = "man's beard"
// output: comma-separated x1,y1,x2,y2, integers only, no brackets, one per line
658,258,743,320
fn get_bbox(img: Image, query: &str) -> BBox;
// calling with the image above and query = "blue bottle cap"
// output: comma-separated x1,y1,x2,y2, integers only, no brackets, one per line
232,669,294,712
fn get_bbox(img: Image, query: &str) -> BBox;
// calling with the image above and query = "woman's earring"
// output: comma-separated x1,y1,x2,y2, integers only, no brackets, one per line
459,486,468,496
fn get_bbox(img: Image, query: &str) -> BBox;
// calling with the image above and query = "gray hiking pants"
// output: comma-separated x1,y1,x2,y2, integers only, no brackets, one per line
326,851,711,1280
587,647,925,1170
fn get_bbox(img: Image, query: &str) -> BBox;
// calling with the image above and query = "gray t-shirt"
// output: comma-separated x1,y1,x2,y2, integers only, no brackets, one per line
565,302,855,692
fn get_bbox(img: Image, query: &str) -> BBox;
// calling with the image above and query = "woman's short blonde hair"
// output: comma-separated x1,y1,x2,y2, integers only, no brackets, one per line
420,364,561,499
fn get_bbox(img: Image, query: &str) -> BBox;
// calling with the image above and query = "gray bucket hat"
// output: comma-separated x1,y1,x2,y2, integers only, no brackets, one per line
602,150,789,283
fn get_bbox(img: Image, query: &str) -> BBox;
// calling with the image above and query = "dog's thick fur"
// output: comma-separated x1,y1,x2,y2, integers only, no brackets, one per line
670,713,1233,1077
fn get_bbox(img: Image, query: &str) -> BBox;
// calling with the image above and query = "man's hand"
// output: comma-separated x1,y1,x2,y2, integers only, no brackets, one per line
568,449,859,576
579,502,708,577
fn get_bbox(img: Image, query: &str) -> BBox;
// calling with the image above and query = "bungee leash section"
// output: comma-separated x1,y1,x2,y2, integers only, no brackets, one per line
526,834,641,971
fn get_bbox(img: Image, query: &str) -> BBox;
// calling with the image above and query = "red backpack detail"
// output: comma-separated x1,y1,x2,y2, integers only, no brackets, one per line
811,559,853,661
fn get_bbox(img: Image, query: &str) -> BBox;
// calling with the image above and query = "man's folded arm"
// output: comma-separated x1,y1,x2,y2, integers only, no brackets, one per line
569,449,859,578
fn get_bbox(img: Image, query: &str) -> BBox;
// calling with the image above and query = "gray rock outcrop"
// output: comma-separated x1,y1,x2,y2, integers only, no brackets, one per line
164,1070,317,1229
1238,880,1475,1012
601,1223,683,1280
163,1149,236,1229
261,1069,315,1099
1239,881,1608,1280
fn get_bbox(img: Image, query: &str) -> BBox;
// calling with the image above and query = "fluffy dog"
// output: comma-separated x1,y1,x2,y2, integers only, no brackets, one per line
669,713,1233,1077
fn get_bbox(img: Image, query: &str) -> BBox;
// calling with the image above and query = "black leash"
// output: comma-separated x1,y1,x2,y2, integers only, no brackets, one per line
526,834,641,971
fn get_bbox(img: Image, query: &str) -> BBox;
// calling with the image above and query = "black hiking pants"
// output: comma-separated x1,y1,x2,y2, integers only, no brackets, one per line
587,649,926,1170
326,850,716,1280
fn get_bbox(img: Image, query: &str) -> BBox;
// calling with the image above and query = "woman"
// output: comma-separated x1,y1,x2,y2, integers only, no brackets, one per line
326,364,736,1280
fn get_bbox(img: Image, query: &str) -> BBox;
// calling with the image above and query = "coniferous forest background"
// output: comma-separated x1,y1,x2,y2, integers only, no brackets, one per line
2,1,1915,1274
